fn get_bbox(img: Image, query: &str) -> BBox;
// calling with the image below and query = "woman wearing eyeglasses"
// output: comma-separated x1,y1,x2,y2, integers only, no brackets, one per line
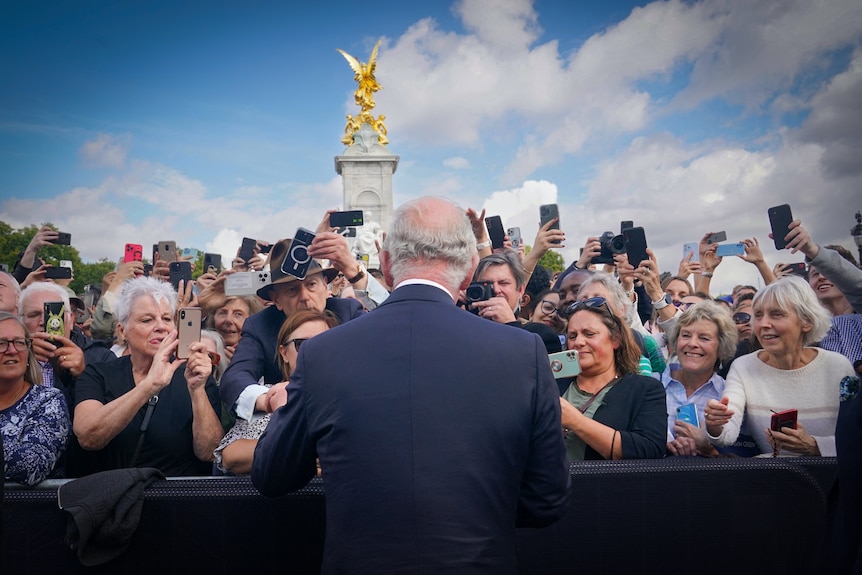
559,298,667,460
0,312,70,484
215,309,340,475
528,288,565,334
71,277,223,477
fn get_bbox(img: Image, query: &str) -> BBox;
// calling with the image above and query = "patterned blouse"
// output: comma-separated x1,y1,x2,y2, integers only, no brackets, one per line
1,383,71,485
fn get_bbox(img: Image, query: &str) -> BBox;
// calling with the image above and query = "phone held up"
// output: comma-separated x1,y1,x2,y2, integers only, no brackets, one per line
176,307,202,360
682,242,699,263
124,243,144,263
768,204,793,250
44,301,66,338
548,350,581,379
238,237,257,263
507,227,522,249
329,210,364,229
484,216,506,250
203,253,222,275
623,226,648,267
158,241,178,263
281,228,317,280
770,409,798,432
169,261,192,292
715,243,745,257
49,231,72,245
44,266,72,280
539,204,561,244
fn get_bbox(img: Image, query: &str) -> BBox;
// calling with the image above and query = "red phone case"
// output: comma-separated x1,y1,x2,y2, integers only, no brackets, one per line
770,409,798,431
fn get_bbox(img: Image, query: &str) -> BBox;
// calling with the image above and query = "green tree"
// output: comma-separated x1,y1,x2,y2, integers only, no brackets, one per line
523,245,566,274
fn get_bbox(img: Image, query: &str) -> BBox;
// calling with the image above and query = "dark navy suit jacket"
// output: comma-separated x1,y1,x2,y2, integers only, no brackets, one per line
219,298,364,411
252,283,572,574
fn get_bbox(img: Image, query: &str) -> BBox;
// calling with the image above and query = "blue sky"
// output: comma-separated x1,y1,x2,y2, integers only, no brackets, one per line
2,0,861,295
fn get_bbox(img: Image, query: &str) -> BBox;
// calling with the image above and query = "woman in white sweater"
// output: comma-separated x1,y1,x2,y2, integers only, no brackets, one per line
705,276,855,456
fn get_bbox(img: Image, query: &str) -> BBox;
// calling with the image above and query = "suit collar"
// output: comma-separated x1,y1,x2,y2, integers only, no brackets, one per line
382,283,456,307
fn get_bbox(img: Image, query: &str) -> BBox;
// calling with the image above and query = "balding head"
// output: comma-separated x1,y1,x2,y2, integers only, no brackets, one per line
0,271,20,314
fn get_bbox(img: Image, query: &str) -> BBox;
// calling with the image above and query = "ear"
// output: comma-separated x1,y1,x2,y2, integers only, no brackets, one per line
520,293,531,307
380,250,395,289
458,253,481,292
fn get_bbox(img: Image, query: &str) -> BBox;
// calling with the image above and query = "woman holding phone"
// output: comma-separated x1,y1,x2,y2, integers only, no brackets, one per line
705,276,855,456
71,276,223,476
558,297,666,460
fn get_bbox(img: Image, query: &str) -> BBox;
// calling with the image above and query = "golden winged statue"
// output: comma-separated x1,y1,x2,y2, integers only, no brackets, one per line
337,39,382,112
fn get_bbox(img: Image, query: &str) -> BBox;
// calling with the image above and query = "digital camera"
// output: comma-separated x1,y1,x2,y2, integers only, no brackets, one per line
465,281,494,304
592,231,626,265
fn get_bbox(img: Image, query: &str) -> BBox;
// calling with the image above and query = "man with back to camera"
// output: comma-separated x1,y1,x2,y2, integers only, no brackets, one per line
252,196,572,574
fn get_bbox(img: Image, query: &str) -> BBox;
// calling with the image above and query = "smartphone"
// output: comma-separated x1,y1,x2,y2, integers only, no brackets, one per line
238,237,257,263
49,232,72,245
203,253,222,274
59,260,73,270
485,216,506,250
768,204,793,250
258,243,273,254
786,262,808,278
548,350,580,379
539,204,561,244
330,210,364,228
676,403,699,427
158,241,177,264
770,409,798,432
623,226,649,267
44,301,66,337
706,231,727,245
176,307,202,360
620,220,634,233
143,263,153,278
682,242,699,263
715,243,746,257
169,261,192,292
224,271,271,296
507,227,522,249
44,266,72,280
281,228,317,279
124,243,144,263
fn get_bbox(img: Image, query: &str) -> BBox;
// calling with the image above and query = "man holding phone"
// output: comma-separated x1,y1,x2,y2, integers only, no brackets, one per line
18,283,115,410
11,226,69,285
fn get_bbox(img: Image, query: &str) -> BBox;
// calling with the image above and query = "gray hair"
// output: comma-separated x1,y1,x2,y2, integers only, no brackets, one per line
576,271,633,323
665,300,739,365
19,282,71,316
0,311,43,385
0,271,21,295
114,276,177,329
752,275,832,346
382,197,476,291
201,329,229,384
472,249,527,290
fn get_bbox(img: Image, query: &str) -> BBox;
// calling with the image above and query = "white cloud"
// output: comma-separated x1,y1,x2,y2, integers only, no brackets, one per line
78,133,129,168
443,156,471,169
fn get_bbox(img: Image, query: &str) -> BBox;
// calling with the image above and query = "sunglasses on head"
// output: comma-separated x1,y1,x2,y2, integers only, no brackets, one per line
733,312,751,325
561,296,615,319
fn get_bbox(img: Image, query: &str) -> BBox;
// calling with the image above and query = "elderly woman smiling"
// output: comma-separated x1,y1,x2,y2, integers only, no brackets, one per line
72,277,223,476
706,276,856,457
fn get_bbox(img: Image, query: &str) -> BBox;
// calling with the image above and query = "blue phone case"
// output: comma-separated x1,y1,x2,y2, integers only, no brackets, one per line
715,243,745,257
676,403,699,426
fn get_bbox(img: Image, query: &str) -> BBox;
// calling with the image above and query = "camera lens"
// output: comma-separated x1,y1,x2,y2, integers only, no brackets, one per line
610,234,627,254
465,285,483,302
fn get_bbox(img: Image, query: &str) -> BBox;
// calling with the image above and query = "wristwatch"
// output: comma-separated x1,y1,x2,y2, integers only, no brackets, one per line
651,293,672,310
347,267,366,284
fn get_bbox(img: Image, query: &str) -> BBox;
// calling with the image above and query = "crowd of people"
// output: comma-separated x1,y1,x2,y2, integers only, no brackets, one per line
1,202,860,571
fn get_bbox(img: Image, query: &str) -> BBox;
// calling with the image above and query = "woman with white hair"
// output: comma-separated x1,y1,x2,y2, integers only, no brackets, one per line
72,276,223,476
706,276,856,457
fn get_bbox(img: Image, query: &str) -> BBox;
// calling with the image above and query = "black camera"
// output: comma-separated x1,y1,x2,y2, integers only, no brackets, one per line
465,281,494,304
591,231,627,265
